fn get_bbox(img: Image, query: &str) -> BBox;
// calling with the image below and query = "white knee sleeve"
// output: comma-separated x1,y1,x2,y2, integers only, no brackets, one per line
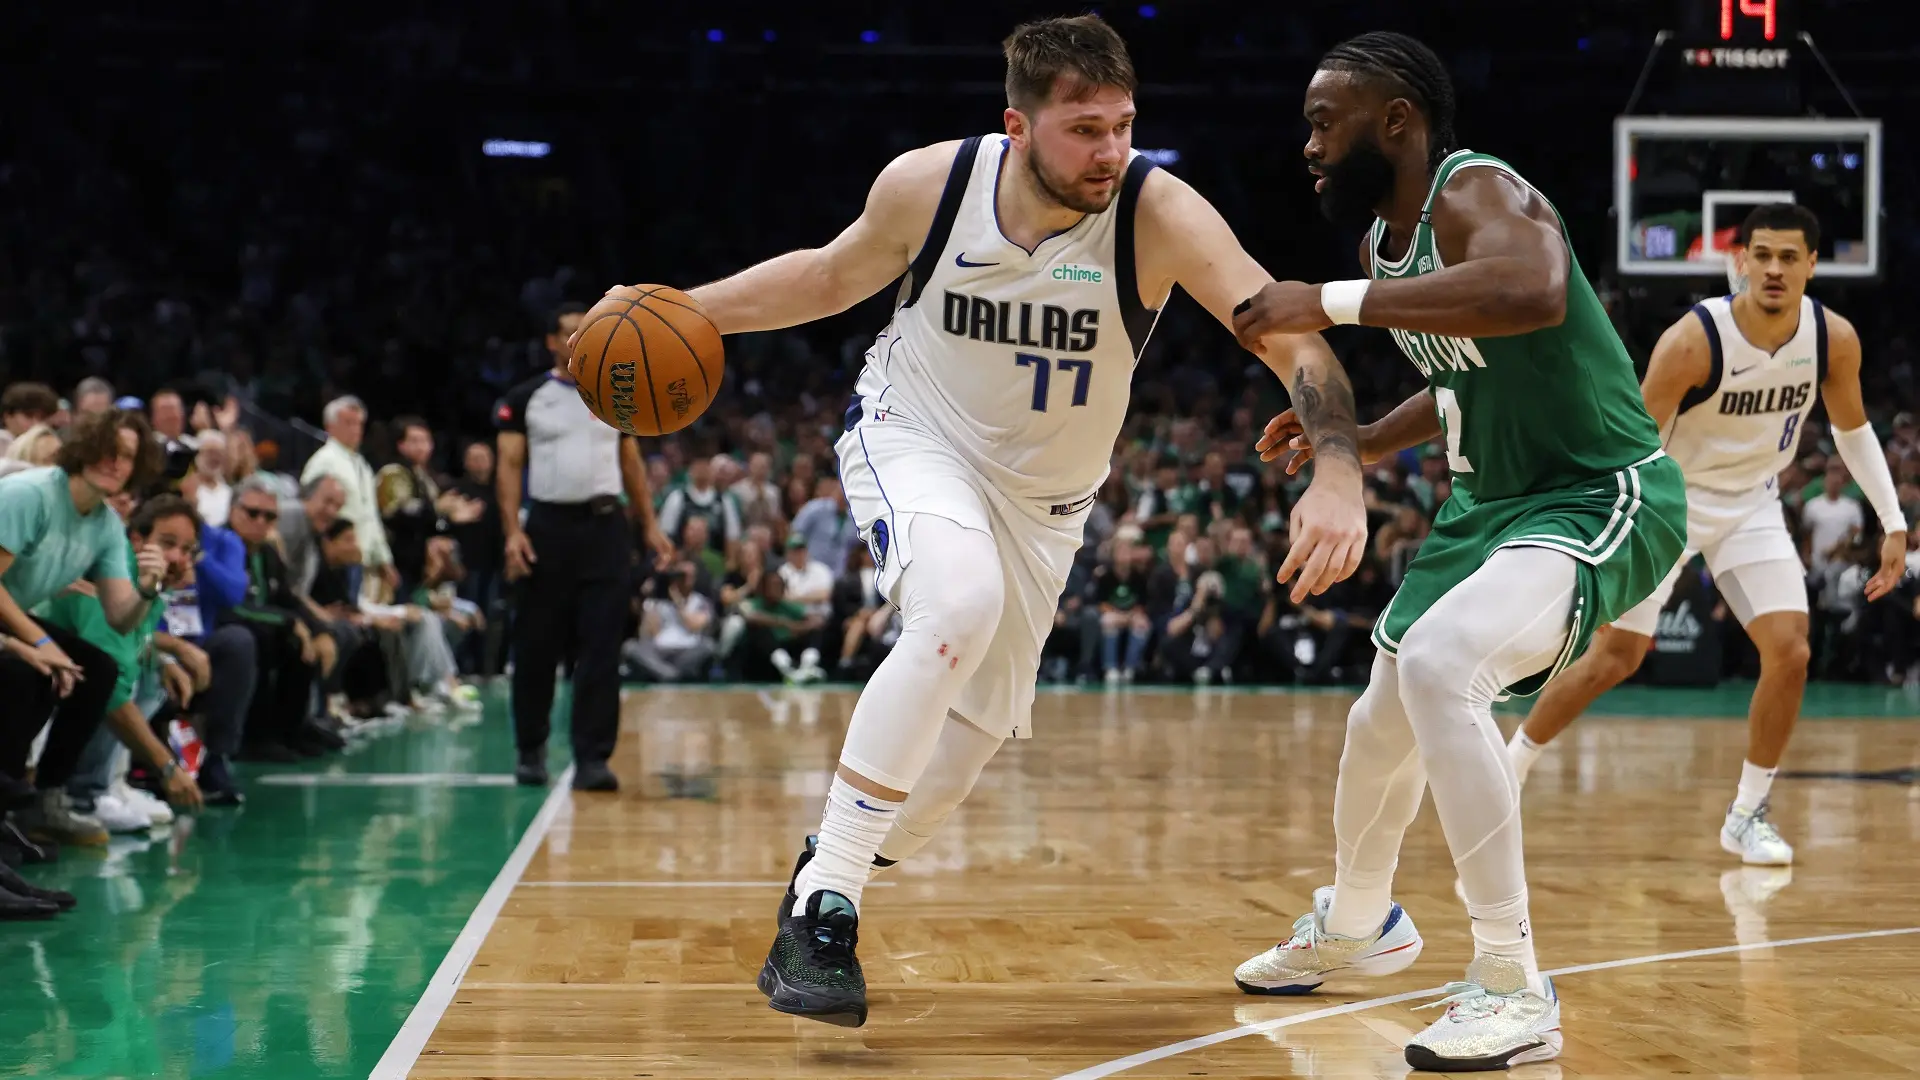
838,515,1006,792
877,712,1005,865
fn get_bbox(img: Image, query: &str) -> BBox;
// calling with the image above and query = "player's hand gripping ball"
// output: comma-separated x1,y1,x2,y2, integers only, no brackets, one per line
568,286,724,436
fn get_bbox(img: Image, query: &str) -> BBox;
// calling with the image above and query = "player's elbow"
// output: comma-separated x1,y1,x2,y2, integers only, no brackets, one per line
1513,275,1567,331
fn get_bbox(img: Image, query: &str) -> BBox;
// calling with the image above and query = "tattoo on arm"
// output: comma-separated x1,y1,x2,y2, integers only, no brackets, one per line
1292,367,1361,466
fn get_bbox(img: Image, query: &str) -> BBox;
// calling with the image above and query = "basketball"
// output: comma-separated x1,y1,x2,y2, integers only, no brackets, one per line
570,285,724,437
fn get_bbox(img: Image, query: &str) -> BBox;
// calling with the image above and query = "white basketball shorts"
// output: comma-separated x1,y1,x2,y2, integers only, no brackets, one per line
836,408,1089,740
1611,485,1808,637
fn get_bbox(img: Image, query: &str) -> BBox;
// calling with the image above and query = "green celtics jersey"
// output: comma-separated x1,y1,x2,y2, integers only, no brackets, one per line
1367,149,1662,501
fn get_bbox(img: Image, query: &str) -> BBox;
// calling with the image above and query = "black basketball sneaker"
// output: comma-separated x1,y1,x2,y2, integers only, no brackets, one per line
758,889,868,1027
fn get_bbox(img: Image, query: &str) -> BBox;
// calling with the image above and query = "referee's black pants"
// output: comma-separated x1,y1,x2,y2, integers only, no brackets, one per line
512,500,631,767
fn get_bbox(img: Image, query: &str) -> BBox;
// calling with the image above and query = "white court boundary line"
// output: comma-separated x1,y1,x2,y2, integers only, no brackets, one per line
1054,924,1920,1079
369,763,576,1080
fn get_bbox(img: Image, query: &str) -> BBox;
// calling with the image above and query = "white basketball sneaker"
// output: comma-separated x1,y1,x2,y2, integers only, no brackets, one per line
1233,885,1424,995
1721,801,1793,865
1405,955,1562,1071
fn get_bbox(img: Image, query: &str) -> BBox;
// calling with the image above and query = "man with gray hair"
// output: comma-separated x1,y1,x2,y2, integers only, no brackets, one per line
299,396,396,598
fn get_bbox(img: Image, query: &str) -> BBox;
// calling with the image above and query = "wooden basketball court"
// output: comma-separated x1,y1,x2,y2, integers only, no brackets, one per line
407,686,1920,1078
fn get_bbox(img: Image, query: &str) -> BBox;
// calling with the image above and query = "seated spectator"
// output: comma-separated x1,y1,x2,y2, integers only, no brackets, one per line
830,543,894,678
38,495,208,830
185,429,234,527
678,514,726,588
730,451,785,532
70,377,115,418
0,423,62,477
736,572,823,683
279,474,348,597
330,522,477,711
789,477,858,574
0,408,166,846
379,415,483,593
414,536,486,668
448,439,504,676
657,454,741,556
1095,534,1155,684
0,382,59,458
148,495,254,804
221,477,342,759
777,533,835,625
624,560,715,683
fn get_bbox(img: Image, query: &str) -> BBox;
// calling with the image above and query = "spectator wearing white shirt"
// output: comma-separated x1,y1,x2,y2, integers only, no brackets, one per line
776,533,835,621
188,429,233,527
1803,459,1865,575
624,561,715,682
299,395,396,597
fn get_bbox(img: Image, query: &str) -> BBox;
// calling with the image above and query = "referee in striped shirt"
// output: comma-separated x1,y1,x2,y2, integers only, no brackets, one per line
497,303,672,791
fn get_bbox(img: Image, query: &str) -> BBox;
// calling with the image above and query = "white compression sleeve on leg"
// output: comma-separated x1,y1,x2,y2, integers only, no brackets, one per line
1326,650,1429,939
793,514,1006,914
1833,422,1907,535
876,712,1005,867
1396,545,1578,995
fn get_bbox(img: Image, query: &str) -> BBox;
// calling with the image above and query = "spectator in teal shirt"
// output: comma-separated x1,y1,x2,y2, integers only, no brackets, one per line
0,409,167,847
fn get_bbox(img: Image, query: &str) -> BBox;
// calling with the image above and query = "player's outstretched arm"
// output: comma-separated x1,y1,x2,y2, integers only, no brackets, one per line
1820,311,1909,597
1233,168,1567,342
1257,389,1441,474
681,142,958,335
1638,314,1713,431
1133,170,1367,601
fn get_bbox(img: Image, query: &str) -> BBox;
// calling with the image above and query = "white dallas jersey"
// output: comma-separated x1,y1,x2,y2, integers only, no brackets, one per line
848,135,1162,502
1662,293,1828,496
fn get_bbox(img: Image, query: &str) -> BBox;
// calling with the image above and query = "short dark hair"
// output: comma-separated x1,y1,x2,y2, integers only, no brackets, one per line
1740,203,1821,251
550,301,588,336
1002,15,1137,113
392,414,431,443
128,493,203,538
1,382,59,419
56,408,162,492
1319,32,1459,172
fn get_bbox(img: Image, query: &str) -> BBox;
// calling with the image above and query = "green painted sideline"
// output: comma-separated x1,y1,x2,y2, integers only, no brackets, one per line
1,692,552,1080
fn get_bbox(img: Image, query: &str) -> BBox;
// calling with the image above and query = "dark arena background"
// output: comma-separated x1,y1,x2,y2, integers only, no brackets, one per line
3,1,1919,1077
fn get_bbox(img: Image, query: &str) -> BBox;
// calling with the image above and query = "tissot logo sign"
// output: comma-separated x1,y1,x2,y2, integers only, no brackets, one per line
1684,47,1790,68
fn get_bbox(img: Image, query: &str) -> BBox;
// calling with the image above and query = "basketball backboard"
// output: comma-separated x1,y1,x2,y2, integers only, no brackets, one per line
1614,116,1881,278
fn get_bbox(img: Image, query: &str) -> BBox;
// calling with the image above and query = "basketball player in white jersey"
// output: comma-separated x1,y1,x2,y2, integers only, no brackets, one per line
580,15,1370,1027
1509,204,1909,863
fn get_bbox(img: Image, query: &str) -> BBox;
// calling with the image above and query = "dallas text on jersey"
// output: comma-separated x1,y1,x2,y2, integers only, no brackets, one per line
1718,381,1812,417
941,291,1100,352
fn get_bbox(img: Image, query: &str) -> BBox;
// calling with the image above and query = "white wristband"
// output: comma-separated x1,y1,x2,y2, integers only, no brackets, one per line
1319,280,1371,326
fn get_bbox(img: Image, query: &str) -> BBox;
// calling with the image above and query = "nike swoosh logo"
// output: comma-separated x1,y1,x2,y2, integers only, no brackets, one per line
854,799,895,813
954,253,998,268
1730,364,1757,376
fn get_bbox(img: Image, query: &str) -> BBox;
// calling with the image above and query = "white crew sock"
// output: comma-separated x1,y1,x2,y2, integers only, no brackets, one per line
1465,888,1548,997
1733,759,1777,815
1507,730,1545,786
792,777,901,916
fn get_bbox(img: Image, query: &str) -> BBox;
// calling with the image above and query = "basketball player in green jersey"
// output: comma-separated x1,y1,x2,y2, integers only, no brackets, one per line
1228,32,1686,1071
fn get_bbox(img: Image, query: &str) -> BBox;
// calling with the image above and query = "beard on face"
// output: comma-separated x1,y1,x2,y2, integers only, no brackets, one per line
1317,130,1398,228
1026,140,1120,215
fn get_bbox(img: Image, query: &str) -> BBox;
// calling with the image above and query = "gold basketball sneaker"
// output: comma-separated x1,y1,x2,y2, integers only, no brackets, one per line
1404,955,1561,1071
1233,885,1424,994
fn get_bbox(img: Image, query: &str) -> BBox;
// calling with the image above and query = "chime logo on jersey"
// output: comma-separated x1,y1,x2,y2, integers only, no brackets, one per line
1718,381,1812,417
940,291,1100,352
1050,263,1104,284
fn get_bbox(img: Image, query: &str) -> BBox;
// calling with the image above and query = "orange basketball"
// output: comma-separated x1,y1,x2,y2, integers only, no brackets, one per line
570,285,724,436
